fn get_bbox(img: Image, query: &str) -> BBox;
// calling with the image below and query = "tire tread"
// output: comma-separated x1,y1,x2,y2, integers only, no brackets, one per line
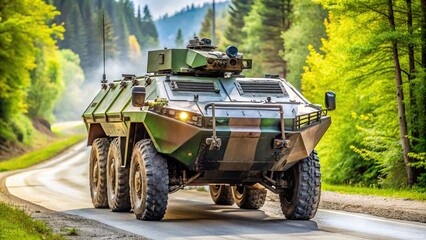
107,138,131,212
280,150,321,220
90,138,109,208
235,188,267,210
209,185,234,205
131,140,168,221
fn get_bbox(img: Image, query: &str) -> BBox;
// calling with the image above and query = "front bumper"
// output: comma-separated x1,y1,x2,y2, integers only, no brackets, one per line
144,111,331,172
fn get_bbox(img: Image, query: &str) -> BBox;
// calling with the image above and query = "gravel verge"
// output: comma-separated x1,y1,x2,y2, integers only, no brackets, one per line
267,190,426,223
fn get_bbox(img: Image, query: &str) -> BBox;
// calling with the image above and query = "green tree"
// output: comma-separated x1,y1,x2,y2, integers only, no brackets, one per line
80,0,100,73
242,0,291,77
281,0,327,89
175,29,184,48
409,0,426,184
139,4,159,49
198,7,228,48
103,13,119,60
215,7,229,49
50,0,159,76
199,7,214,40
114,1,131,61
0,0,62,142
302,14,391,186
54,50,85,120
27,46,62,122
57,1,87,64
221,0,254,48
304,0,426,187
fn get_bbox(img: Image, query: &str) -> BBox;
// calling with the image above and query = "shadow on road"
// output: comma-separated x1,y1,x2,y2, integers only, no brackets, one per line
67,200,320,238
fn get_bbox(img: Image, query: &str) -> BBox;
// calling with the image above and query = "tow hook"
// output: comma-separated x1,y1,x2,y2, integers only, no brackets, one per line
274,139,290,149
206,103,222,150
206,136,222,150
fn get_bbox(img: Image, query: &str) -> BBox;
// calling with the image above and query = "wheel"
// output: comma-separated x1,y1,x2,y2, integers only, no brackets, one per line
209,185,234,205
89,138,110,208
232,185,267,209
279,150,321,220
107,138,131,212
129,140,169,221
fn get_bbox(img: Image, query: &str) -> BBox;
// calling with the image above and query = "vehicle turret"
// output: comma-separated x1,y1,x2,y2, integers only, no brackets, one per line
147,37,252,77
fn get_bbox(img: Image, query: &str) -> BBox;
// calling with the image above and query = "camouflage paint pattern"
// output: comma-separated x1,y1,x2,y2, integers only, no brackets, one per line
83,45,332,173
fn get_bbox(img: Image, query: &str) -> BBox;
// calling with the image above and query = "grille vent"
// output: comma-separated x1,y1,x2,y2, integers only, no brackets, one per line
170,81,219,93
236,81,287,96
293,111,322,130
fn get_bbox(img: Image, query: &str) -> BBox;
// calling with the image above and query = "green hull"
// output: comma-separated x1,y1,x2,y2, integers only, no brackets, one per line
83,78,331,172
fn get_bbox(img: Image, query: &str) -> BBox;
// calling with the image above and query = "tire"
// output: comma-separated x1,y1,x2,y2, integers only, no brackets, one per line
209,185,234,205
129,140,169,221
107,138,131,212
232,185,267,209
89,138,110,208
279,150,321,220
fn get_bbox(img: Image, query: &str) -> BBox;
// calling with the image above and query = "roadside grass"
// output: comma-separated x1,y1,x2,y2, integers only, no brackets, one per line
0,122,86,239
196,186,208,192
51,121,85,137
60,227,78,236
323,183,426,201
0,134,85,172
0,202,63,239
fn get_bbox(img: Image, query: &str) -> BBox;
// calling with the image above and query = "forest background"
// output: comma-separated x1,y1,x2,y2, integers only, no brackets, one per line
0,0,425,190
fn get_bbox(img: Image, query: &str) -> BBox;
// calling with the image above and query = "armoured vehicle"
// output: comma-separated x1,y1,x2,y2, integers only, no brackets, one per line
83,37,335,221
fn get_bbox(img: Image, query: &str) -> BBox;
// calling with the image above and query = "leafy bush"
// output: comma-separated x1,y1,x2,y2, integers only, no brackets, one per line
9,114,33,145
53,49,85,120
0,114,33,144
0,122,17,143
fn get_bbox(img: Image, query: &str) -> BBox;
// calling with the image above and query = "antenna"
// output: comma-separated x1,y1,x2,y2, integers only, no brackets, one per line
101,14,107,85
212,0,216,45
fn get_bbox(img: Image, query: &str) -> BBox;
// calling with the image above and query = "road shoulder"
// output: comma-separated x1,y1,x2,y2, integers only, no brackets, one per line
2,157,425,239
0,170,145,239
320,191,426,223
268,190,426,223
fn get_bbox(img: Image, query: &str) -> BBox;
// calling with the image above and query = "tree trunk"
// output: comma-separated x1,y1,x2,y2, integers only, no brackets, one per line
422,0,426,68
282,0,292,78
419,0,426,173
421,0,426,149
387,0,415,186
407,0,415,84
406,0,418,145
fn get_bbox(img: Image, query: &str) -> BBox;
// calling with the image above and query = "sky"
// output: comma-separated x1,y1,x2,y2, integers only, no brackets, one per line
132,0,228,20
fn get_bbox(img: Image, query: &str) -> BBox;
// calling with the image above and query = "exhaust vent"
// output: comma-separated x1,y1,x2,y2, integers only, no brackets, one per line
236,80,287,96
170,81,220,93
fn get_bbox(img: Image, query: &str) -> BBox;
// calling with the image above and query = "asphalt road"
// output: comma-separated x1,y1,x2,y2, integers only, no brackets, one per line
6,142,426,239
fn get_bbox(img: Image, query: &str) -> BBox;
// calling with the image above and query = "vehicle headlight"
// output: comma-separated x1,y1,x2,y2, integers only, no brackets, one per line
178,112,189,121
153,107,203,127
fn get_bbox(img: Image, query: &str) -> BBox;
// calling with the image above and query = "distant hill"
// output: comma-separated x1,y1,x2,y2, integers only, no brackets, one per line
155,2,230,48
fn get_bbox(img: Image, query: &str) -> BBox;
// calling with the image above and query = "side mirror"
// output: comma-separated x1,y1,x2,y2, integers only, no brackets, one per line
325,91,336,111
132,86,146,107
